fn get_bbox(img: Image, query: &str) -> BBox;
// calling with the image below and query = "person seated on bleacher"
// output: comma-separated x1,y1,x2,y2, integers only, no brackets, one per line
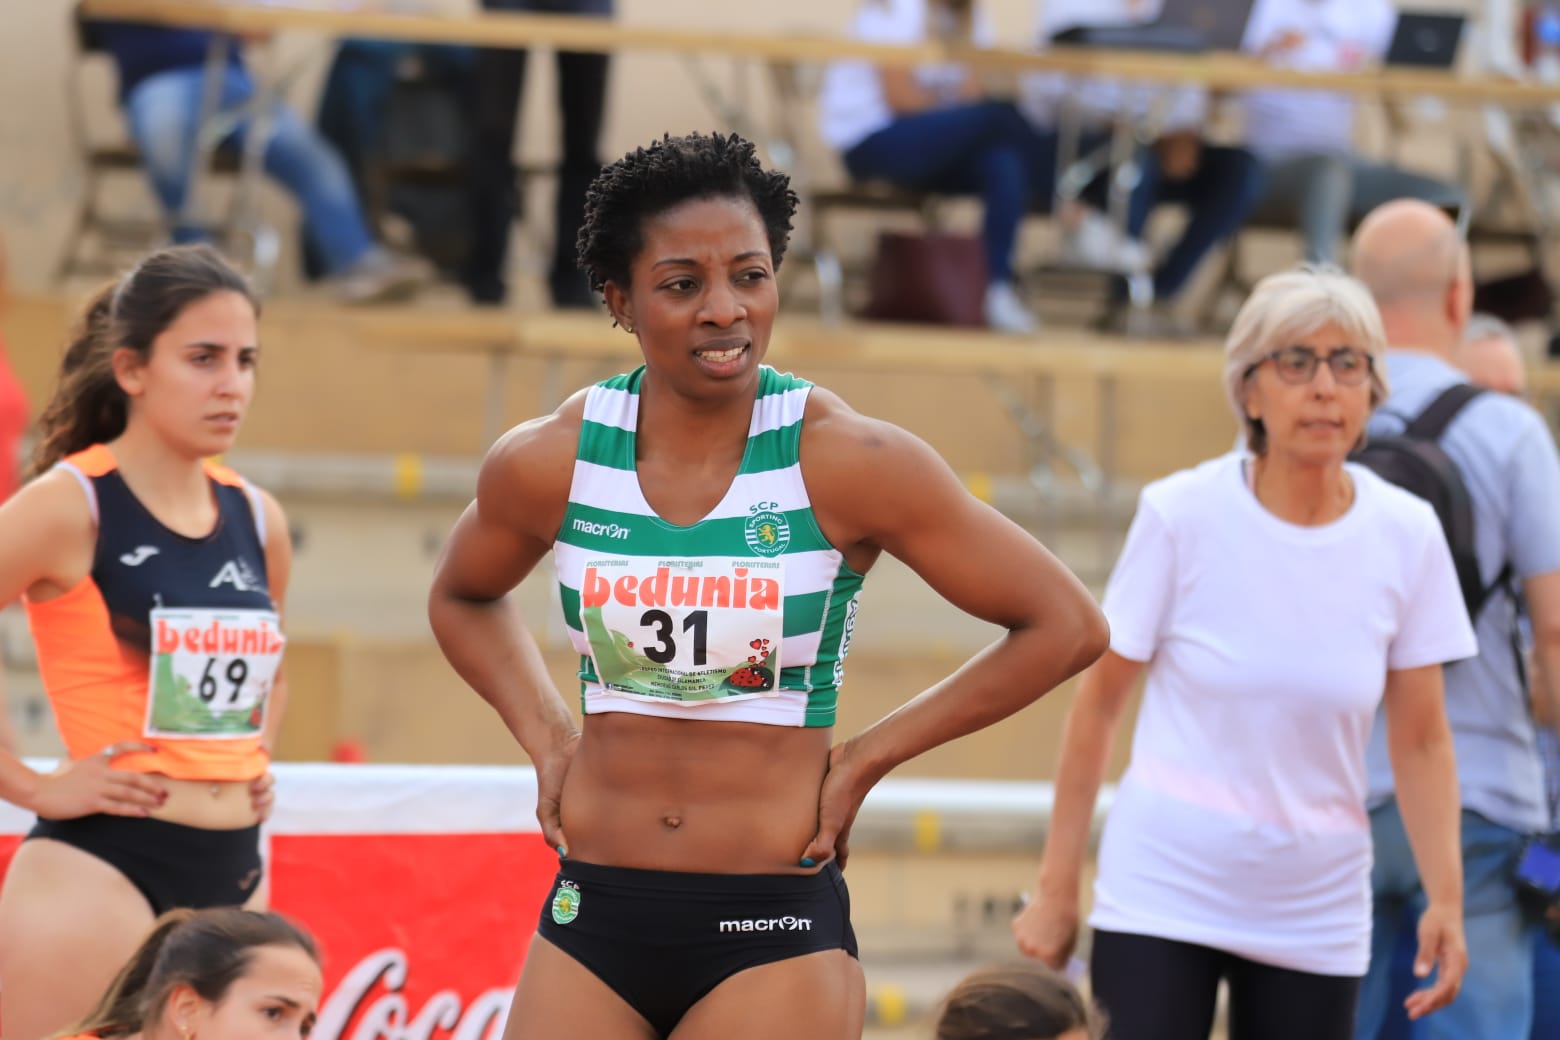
1022,0,1266,336
90,21,434,303
1238,0,1466,265
818,0,1043,334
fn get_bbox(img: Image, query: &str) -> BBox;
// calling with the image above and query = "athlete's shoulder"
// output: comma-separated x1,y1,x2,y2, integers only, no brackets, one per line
6,465,99,530
493,387,588,467
801,387,952,500
802,385,925,456
474,387,588,536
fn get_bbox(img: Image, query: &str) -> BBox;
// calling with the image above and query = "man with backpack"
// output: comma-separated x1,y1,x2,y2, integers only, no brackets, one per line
1350,200,1560,1040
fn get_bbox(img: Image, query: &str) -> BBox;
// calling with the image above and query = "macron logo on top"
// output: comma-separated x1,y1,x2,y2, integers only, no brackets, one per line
572,518,631,540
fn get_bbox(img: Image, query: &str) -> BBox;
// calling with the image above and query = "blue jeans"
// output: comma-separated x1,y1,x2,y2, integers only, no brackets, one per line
1255,152,1466,265
1124,143,1265,300
1030,128,1265,301
1535,930,1560,1039
123,65,376,275
844,100,1039,286
1356,801,1534,1040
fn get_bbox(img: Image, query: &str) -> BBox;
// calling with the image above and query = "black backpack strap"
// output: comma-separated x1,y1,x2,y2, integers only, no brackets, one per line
1405,383,1485,441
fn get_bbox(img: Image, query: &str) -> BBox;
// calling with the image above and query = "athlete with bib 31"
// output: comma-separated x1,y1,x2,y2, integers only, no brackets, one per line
429,132,1109,1040
0,246,292,1039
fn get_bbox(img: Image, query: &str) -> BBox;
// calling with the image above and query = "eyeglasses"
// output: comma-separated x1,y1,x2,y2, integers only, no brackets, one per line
1249,346,1374,387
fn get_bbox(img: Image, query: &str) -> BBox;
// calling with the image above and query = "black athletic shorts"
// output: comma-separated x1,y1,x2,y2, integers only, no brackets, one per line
536,858,858,1036
28,813,263,914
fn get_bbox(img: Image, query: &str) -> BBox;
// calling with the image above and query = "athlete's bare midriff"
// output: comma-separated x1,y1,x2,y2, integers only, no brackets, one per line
151,776,260,830
559,712,831,874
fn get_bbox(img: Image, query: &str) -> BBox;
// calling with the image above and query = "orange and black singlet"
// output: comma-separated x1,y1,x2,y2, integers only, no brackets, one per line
24,445,281,781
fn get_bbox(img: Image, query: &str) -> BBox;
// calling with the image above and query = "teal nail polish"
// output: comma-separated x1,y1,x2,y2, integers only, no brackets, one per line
800,857,816,868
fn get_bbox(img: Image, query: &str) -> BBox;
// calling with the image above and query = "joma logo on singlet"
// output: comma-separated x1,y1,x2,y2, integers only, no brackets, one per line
718,917,812,934
210,559,263,592
572,518,632,540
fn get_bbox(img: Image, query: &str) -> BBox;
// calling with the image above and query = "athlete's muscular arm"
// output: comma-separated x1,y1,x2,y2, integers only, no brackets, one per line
429,397,584,854
799,391,1109,866
0,471,165,816
252,486,291,819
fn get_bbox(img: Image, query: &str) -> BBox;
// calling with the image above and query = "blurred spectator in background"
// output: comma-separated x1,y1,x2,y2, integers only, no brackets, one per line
306,40,475,280
1456,313,1527,398
0,234,25,756
91,21,433,303
1449,313,1560,1040
1238,0,1465,265
1352,200,1560,1040
1015,266,1471,1040
818,0,1041,333
1023,0,1266,336
935,961,1102,1040
0,234,26,518
463,0,612,309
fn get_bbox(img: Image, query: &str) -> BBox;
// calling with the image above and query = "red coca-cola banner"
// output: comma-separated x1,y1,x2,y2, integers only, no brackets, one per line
0,764,554,1040
275,832,555,1039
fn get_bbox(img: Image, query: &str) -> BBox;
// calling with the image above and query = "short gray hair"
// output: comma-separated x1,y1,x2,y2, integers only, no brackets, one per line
1464,312,1518,346
1224,265,1391,454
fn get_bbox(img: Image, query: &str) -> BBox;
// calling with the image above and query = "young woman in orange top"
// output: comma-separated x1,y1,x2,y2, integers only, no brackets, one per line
0,244,292,1039
52,908,321,1040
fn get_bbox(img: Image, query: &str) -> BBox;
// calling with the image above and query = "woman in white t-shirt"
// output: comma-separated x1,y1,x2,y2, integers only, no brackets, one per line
817,0,1041,334
1011,266,1474,1040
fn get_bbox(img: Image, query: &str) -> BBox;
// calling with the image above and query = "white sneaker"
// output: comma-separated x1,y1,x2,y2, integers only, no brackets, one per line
332,249,436,304
984,281,1039,334
1061,208,1151,274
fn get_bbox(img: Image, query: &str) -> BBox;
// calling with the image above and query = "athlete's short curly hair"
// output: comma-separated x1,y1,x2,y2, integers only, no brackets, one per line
577,131,798,296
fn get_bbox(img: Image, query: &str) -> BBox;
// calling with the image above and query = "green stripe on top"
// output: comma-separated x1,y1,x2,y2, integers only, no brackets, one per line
561,504,835,557
737,423,802,475
577,421,636,471
557,364,862,728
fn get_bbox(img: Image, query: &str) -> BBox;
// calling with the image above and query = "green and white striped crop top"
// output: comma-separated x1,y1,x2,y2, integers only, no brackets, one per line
551,366,865,727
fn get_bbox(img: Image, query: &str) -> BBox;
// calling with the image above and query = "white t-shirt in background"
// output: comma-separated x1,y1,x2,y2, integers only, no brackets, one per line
1090,452,1475,976
817,0,997,153
1239,0,1398,160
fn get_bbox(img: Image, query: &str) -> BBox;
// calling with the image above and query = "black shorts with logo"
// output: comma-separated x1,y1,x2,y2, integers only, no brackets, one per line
28,813,263,914
535,858,857,1036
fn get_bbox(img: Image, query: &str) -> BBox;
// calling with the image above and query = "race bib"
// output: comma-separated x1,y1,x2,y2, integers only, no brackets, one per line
145,607,285,738
580,556,784,703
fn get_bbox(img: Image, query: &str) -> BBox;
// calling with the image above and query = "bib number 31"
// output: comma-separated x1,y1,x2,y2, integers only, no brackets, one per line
580,557,784,703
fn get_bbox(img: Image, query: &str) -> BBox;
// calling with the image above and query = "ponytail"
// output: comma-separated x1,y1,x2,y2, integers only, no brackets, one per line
53,908,317,1039
27,282,119,480
52,909,196,1039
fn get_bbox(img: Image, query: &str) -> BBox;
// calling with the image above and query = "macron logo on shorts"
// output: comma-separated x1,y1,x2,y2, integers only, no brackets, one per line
718,916,813,934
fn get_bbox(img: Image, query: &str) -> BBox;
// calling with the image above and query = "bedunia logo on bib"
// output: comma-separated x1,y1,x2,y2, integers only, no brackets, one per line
744,507,790,556
552,882,581,924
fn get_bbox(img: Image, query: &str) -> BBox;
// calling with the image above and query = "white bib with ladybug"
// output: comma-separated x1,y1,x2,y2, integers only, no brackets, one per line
145,607,284,738
579,555,784,704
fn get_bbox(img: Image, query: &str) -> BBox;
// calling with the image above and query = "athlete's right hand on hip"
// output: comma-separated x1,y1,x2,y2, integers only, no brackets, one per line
533,731,581,858
29,742,167,820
